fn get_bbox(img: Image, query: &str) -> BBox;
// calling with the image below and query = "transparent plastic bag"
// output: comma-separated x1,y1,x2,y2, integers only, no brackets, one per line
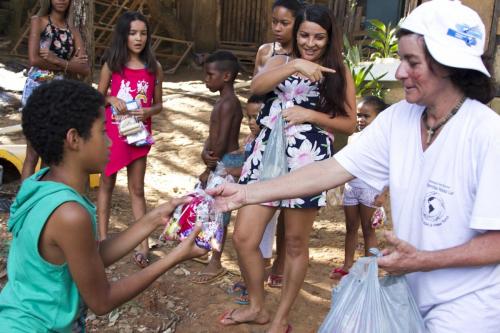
118,116,154,146
260,112,288,180
206,162,235,190
158,189,224,251
318,250,425,333
371,207,386,228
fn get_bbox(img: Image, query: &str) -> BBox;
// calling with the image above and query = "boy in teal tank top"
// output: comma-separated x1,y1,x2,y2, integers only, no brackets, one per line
0,80,207,332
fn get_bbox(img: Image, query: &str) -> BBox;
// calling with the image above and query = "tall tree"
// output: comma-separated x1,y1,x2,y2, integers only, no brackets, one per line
71,0,94,82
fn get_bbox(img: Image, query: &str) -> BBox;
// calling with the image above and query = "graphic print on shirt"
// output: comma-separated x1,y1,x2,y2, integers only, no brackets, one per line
422,180,452,227
117,80,135,101
135,80,149,106
113,80,137,123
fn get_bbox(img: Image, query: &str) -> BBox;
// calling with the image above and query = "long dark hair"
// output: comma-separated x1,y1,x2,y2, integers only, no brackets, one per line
272,0,306,17
292,4,348,117
105,11,157,74
396,29,494,104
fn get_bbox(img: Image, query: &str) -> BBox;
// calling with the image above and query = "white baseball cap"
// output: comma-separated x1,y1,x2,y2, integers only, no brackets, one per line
400,0,490,77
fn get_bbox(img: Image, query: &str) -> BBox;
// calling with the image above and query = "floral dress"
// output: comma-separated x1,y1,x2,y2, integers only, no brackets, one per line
21,16,75,107
239,75,334,208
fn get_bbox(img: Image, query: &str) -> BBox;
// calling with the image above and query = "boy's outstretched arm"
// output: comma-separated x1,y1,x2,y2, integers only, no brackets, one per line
98,197,190,266
47,201,206,315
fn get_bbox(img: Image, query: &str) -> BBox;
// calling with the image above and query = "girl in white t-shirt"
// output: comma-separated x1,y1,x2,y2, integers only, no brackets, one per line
330,96,388,279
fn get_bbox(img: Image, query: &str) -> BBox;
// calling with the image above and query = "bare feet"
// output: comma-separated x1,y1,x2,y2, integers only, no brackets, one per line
219,307,270,326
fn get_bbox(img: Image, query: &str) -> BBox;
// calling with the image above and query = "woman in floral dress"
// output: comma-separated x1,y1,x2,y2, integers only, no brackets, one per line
219,4,356,333
21,0,89,180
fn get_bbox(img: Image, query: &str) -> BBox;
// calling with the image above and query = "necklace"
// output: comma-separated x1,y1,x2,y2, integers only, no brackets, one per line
422,96,466,144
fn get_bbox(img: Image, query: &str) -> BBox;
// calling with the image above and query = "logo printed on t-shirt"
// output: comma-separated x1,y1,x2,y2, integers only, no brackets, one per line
422,180,452,227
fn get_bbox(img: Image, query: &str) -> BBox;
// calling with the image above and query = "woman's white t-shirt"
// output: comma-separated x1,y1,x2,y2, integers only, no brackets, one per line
335,99,500,311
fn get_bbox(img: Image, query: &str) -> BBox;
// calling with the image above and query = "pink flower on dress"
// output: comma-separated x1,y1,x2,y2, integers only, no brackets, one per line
277,78,319,105
285,123,311,146
288,139,325,171
54,40,61,49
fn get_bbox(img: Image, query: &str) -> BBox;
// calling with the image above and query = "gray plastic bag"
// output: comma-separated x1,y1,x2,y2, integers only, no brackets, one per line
260,112,288,181
318,254,426,333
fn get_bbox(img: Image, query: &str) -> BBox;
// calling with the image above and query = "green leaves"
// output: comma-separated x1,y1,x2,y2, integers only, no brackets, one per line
367,19,399,60
343,35,387,99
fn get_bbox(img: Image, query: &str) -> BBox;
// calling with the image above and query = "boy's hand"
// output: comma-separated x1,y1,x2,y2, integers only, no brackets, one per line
198,169,211,188
201,149,218,168
108,96,127,114
149,197,192,228
171,225,208,261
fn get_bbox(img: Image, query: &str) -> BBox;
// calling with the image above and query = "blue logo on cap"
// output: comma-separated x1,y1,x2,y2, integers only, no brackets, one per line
447,24,483,47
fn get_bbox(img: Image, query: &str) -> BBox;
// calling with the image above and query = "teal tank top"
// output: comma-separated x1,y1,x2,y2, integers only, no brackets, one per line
0,169,97,332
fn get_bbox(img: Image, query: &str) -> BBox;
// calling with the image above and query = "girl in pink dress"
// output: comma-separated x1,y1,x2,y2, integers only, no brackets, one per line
97,11,163,267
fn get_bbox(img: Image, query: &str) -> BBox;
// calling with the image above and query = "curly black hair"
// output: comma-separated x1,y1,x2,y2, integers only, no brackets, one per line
22,80,105,165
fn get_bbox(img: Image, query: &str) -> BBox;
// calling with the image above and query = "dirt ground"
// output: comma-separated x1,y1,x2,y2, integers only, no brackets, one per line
0,61,391,333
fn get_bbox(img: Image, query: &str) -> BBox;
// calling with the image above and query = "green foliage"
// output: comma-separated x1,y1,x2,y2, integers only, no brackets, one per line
367,19,399,60
343,36,387,99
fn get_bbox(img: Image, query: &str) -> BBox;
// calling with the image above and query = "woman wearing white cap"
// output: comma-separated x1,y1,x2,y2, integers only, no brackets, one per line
208,0,500,331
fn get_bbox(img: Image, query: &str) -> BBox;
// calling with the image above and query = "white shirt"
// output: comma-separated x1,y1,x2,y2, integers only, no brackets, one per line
335,99,500,310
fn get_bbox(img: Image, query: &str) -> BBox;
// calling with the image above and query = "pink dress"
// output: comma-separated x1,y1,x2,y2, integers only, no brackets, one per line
104,67,155,176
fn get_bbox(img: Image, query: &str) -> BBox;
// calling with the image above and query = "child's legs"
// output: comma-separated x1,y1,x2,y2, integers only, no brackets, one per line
127,156,148,253
259,210,279,261
271,208,316,328
359,204,378,256
97,172,117,241
271,211,286,275
343,205,361,269
21,141,39,181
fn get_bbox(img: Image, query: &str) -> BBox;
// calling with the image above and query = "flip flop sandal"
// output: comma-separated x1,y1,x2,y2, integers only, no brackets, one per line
329,267,348,279
227,281,247,295
218,308,269,326
267,274,283,288
132,252,150,268
190,268,227,284
234,289,249,305
286,324,293,333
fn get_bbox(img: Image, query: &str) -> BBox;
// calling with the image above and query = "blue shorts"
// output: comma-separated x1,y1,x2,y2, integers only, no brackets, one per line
221,152,245,168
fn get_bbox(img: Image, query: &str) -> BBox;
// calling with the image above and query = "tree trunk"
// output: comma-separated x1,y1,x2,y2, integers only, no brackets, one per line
8,0,26,41
146,0,186,40
71,0,94,83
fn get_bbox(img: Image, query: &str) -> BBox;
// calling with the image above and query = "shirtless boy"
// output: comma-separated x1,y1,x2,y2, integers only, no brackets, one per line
193,51,243,283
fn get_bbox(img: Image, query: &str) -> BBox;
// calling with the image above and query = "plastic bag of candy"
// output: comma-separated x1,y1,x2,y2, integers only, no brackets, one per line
371,207,386,228
159,190,224,251
206,162,235,189
118,116,154,146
